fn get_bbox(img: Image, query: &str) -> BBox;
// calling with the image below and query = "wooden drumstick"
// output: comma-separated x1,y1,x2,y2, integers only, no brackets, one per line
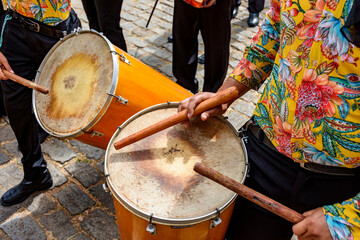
193,162,305,224
114,86,239,150
3,69,49,95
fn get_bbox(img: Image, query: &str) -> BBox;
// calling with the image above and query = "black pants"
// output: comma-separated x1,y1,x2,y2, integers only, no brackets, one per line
172,0,233,93
0,11,81,181
225,125,360,239
248,0,265,14
81,0,127,51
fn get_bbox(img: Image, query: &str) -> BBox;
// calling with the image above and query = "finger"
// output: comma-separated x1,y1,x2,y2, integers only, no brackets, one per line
303,209,317,217
187,92,216,118
292,219,308,237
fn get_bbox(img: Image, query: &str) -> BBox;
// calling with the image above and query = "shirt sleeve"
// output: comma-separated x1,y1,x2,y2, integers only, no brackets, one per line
229,0,281,90
323,193,360,240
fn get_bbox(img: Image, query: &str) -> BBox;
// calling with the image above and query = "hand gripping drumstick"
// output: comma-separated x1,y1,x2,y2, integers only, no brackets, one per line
3,69,49,95
114,86,240,150
193,162,305,224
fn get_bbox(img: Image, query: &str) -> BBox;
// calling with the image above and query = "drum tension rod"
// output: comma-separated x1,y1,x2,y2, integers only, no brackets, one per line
111,51,131,66
210,208,222,229
107,93,128,105
81,128,104,137
146,213,157,235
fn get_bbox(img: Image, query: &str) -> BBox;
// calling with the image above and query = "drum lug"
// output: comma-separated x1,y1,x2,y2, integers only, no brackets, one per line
102,183,109,193
146,214,157,235
108,93,128,105
210,208,222,229
81,129,104,137
111,51,131,66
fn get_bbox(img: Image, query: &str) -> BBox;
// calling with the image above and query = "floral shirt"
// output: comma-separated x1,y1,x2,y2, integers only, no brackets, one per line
230,0,360,238
8,0,70,25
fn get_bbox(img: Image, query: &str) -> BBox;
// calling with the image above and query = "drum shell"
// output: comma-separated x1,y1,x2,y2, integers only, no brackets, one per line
33,30,192,149
113,195,235,240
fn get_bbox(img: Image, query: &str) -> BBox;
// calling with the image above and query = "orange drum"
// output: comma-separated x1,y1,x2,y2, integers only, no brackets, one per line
33,30,192,149
105,103,248,240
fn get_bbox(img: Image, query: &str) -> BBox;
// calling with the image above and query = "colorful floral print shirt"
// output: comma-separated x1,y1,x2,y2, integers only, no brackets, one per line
8,0,70,25
229,0,360,238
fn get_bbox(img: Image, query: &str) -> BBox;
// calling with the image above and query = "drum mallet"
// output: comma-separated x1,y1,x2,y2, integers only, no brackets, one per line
114,86,240,150
2,69,49,95
193,162,305,224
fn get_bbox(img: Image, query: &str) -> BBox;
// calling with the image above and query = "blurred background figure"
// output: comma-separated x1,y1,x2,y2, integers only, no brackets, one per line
246,0,265,27
172,0,234,94
81,0,127,51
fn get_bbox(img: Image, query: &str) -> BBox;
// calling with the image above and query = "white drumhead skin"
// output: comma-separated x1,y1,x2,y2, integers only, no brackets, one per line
106,106,247,224
34,31,114,136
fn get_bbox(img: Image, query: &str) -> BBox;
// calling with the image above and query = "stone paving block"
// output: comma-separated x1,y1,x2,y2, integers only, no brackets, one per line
80,209,119,240
69,140,105,160
0,215,46,240
126,36,149,48
24,194,56,217
224,111,250,130
241,90,261,104
158,63,173,78
140,54,164,68
145,35,168,47
0,190,21,222
42,138,77,163
0,125,16,142
0,149,10,165
0,164,23,189
53,184,95,215
40,210,77,240
48,163,68,188
3,141,22,161
121,12,139,22
65,161,102,188
70,233,92,240
89,184,115,213
232,99,256,117
97,160,104,174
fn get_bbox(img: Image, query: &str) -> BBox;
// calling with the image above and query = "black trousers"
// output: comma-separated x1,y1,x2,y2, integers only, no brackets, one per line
0,11,81,181
225,125,360,239
248,0,265,14
172,0,234,93
81,0,127,51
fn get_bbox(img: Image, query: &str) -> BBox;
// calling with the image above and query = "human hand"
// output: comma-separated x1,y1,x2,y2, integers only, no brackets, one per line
0,51,13,80
293,207,332,240
177,91,230,128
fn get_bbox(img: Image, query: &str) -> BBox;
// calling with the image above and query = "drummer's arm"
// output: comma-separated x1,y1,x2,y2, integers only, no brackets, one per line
0,51,13,80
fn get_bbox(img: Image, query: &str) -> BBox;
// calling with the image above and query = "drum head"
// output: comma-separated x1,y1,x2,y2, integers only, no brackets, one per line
34,30,117,137
105,104,247,225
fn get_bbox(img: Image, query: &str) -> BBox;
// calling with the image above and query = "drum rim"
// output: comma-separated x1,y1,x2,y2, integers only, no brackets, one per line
33,29,119,138
104,102,249,226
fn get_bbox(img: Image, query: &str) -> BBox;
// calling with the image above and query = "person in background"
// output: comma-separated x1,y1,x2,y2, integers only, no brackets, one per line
172,0,234,94
81,0,127,51
0,0,81,206
246,0,265,27
0,0,6,118
179,0,360,239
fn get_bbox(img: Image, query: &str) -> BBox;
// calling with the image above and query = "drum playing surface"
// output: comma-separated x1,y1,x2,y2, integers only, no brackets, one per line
106,106,247,222
34,31,114,136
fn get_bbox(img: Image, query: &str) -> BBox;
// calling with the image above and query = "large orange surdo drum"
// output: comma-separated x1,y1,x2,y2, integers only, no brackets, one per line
105,103,248,240
33,30,192,149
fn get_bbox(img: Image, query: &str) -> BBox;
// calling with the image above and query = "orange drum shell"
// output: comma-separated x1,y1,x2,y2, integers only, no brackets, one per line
75,45,192,149
113,195,235,240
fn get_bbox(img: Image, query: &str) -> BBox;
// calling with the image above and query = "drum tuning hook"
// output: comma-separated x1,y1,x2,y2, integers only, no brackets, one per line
210,208,222,229
146,213,157,235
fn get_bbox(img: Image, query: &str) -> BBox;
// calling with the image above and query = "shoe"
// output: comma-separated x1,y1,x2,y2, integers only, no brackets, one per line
232,0,241,19
247,12,259,27
0,169,52,206
191,78,199,94
167,35,173,43
198,53,205,64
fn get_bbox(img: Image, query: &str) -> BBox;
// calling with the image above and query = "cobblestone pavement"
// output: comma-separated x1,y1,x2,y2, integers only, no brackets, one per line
0,0,299,240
